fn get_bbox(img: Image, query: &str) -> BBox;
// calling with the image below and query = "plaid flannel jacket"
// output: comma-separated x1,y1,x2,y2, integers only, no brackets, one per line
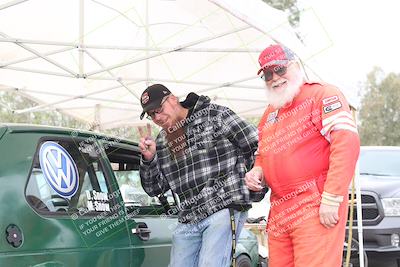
140,94,265,224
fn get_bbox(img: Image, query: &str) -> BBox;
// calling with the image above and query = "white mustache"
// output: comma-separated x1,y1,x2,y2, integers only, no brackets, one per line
271,79,287,88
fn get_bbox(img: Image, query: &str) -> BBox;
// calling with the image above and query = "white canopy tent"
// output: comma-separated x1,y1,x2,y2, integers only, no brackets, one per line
0,0,310,130
0,1,364,265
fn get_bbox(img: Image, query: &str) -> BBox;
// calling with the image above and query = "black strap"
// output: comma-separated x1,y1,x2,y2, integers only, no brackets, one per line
230,208,237,267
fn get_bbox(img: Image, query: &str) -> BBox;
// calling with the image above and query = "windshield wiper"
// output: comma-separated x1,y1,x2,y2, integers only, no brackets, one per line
360,172,392,176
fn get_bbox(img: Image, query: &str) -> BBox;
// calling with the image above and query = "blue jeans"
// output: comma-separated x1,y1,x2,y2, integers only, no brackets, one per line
169,208,248,267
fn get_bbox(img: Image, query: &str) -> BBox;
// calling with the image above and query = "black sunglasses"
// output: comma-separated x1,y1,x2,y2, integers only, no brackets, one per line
260,64,289,82
146,95,170,120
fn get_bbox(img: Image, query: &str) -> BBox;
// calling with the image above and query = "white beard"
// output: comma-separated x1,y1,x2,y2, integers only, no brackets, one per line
265,71,304,109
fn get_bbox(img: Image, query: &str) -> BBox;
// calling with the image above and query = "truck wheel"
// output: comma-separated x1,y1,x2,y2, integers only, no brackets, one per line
236,254,252,267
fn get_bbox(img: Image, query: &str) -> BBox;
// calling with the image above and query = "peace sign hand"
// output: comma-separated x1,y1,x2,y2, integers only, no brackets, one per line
137,123,156,161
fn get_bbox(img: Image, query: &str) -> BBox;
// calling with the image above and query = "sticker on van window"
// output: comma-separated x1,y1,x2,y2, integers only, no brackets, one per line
85,190,110,212
39,141,79,199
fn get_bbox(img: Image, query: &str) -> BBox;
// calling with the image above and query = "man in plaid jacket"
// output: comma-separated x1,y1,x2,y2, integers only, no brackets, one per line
138,84,266,267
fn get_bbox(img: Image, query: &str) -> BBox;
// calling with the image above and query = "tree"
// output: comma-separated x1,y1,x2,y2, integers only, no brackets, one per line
0,90,155,141
0,91,87,128
0,91,87,129
358,67,400,146
262,0,301,28
262,0,304,43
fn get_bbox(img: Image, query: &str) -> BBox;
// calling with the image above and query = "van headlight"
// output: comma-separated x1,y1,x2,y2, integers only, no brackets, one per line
381,198,400,216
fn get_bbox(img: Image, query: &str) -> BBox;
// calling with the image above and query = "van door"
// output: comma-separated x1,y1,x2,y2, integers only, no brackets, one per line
20,136,133,267
100,140,177,267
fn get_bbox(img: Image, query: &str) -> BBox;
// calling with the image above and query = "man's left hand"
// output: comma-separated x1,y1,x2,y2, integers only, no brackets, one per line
319,203,339,228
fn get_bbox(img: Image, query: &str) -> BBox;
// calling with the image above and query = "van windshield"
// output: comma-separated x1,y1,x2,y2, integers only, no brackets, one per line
360,149,400,177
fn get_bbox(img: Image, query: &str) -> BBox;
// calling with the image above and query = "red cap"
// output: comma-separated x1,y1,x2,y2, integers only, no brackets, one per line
257,44,295,75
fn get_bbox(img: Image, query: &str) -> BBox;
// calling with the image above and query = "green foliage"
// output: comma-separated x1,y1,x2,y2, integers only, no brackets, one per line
358,67,400,146
0,90,162,142
0,91,86,129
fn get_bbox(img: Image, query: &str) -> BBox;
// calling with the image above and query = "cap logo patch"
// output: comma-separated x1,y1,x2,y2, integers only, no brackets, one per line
141,92,150,105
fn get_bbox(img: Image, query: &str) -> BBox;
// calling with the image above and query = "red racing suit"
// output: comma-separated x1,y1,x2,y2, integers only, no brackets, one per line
255,81,360,267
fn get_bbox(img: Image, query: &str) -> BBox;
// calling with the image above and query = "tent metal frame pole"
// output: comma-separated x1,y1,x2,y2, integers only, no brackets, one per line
100,115,144,128
2,87,138,105
84,76,264,89
13,80,143,114
88,76,145,82
85,25,251,77
0,38,261,52
83,47,262,52
93,106,141,111
14,97,94,114
355,112,365,267
181,76,258,97
1,66,74,77
81,46,262,53
0,32,78,77
55,106,140,111
12,86,53,111
0,0,29,10
145,0,149,87
215,96,267,103
1,47,74,67
79,0,84,77
84,50,140,100
155,78,263,89
32,105,141,113
210,0,279,44
93,104,101,131
0,37,76,47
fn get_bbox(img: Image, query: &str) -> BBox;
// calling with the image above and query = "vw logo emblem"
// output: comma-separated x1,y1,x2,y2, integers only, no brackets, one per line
39,141,79,198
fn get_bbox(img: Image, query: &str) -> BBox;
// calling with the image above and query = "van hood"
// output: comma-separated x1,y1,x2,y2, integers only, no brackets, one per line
358,174,400,198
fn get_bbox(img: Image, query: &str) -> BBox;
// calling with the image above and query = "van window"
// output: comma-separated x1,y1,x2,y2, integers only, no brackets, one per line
26,139,111,214
102,144,175,215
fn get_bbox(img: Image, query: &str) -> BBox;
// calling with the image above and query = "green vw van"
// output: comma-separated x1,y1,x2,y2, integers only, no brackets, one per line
0,124,259,267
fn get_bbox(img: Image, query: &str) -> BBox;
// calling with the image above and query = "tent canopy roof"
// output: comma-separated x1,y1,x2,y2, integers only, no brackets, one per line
0,0,306,129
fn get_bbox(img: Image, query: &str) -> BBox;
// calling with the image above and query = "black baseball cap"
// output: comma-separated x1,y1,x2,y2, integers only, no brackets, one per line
140,84,171,119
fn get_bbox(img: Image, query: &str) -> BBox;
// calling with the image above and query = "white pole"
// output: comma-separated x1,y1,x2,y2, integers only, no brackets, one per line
181,76,257,97
2,66,74,77
0,37,76,47
0,32,78,76
84,50,140,100
1,47,74,67
85,25,250,77
215,96,267,103
83,76,264,89
355,112,365,267
38,105,140,112
79,0,84,77
93,104,101,131
145,0,150,87
0,0,29,10
14,81,142,114
4,87,137,105
0,37,261,52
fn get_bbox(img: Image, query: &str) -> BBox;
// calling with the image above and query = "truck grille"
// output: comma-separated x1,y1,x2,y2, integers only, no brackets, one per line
347,192,382,226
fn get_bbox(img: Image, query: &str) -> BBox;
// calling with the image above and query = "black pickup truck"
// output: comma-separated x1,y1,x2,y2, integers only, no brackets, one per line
347,146,400,267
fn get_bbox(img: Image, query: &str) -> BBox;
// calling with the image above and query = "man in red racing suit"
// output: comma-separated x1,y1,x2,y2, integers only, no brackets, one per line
245,44,360,267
